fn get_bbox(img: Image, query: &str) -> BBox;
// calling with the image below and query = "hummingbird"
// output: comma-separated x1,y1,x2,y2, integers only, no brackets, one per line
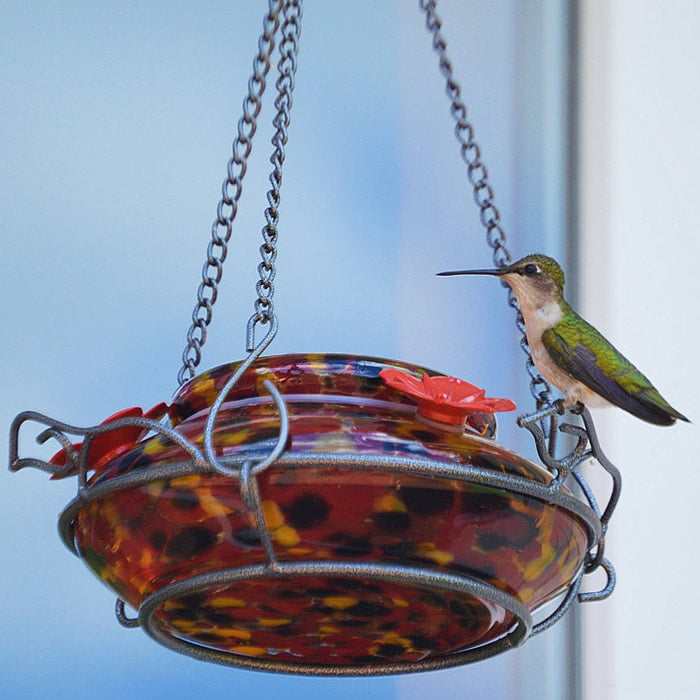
438,253,688,426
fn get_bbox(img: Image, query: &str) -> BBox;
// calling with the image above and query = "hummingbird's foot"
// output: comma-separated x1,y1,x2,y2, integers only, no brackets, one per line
569,401,586,416
518,399,567,427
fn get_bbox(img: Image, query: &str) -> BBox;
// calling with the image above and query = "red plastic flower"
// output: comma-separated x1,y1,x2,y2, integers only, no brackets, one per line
49,403,169,479
379,369,516,425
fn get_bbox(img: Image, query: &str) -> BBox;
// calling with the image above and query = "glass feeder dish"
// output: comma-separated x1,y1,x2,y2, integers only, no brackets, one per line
49,354,600,675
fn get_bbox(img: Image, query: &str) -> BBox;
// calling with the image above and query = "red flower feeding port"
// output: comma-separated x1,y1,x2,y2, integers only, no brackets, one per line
8,0,620,678
379,369,516,424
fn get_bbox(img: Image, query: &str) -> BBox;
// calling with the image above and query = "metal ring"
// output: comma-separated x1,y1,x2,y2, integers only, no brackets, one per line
137,560,533,676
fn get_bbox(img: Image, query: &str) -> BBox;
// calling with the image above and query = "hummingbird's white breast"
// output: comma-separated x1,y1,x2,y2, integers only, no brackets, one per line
505,275,610,407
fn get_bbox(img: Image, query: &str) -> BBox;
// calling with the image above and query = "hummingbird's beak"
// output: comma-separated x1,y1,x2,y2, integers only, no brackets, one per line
436,268,506,277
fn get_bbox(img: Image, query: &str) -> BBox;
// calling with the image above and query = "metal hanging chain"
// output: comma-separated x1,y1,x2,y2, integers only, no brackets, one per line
247,0,302,348
419,0,552,409
177,0,283,386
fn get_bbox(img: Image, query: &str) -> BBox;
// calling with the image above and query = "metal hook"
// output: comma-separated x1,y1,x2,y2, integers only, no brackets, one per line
246,312,276,353
578,557,616,602
115,598,140,628
204,314,284,478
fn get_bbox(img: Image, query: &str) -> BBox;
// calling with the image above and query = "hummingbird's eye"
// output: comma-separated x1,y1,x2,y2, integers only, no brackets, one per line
522,263,539,276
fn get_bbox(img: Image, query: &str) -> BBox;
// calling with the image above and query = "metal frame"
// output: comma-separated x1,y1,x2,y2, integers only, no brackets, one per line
9,369,617,674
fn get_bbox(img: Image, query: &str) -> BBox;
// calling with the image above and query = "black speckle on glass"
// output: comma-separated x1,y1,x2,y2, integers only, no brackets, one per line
178,592,205,608
148,531,167,550
233,527,261,547
171,489,200,510
375,643,406,657
268,588,308,599
381,541,416,559
165,526,216,558
407,635,432,650
206,612,235,625
332,535,372,557
193,632,222,643
306,587,342,597
400,486,454,515
352,655,381,664
334,618,367,628
332,578,383,594
172,608,199,621
419,591,448,609
476,532,509,551
461,489,510,514
347,601,391,617
373,511,411,533
286,493,330,529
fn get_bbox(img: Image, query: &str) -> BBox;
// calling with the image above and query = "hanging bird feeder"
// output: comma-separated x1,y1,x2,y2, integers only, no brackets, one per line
9,0,619,677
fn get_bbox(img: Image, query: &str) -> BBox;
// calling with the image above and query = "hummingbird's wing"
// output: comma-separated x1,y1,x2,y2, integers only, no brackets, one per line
542,313,688,425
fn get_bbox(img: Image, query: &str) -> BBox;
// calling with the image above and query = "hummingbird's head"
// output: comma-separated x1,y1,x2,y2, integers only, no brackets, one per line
437,253,566,309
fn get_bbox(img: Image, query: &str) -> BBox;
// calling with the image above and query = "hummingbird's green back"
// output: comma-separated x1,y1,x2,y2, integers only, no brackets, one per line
542,304,688,425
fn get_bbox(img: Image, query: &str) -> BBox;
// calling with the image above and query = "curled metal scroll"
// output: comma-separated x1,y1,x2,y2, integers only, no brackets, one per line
518,402,621,603
9,410,208,490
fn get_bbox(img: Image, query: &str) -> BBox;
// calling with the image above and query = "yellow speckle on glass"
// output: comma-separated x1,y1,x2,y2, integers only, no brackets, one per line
417,542,454,566
391,597,409,607
211,596,246,608
219,428,250,446
274,525,300,547
258,617,292,627
147,480,166,498
193,377,216,398
142,439,166,455
170,474,202,488
212,627,251,640
287,547,313,556
139,549,154,568
262,500,285,529
171,619,196,631
523,543,556,581
369,631,412,655
373,493,407,513
519,587,535,603
322,596,357,610
198,493,234,517
230,645,267,657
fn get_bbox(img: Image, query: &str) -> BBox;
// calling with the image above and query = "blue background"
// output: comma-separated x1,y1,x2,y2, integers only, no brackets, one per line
0,2,573,698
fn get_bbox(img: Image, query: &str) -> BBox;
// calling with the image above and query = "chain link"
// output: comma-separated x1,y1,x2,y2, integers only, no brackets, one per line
248,0,302,347
177,1,283,386
419,0,553,409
